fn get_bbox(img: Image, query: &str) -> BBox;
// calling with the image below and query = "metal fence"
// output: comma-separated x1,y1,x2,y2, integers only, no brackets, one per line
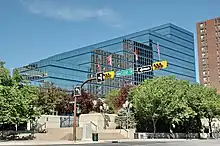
60,116,79,128
136,133,201,139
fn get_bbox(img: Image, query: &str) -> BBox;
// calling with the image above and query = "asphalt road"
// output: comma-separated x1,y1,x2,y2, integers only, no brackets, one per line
23,139,220,146
83,140,219,146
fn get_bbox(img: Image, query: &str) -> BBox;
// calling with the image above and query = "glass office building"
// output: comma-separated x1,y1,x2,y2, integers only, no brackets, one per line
16,23,196,96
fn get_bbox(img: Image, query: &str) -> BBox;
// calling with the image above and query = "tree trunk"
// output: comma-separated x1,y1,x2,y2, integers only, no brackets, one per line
208,118,213,138
169,123,174,139
153,122,156,138
185,119,192,139
1,121,3,140
152,119,157,139
195,115,202,139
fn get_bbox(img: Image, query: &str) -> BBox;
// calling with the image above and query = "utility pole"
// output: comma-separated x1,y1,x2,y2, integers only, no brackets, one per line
72,86,81,142
72,77,96,142
73,95,77,141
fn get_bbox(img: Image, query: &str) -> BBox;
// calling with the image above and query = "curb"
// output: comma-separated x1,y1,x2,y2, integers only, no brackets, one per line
0,140,103,145
0,139,203,145
101,139,200,143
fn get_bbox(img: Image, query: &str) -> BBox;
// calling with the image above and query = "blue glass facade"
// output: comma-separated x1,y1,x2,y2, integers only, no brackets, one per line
16,23,196,95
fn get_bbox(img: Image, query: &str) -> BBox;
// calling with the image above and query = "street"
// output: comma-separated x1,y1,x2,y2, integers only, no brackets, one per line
60,140,220,146
1,139,219,146
77,140,220,146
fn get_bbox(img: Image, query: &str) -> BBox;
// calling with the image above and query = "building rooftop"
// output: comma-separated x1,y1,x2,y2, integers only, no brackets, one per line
39,23,193,64
197,16,220,24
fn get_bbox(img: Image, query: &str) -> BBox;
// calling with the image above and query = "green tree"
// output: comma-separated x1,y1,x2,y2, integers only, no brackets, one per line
130,76,197,137
130,75,220,138
116,85,134,110
37,82,65,115
0,61,5,68
0,62,41,126
0,62,13,86
12,69,24,84
131,76,169,137
19,85,41,122
55,90,73,115
185,83,207,136
163,79,196,134
0,85,16,124
104,89,120,114
115,108,136,129
200,87,220,138
104,85,134,114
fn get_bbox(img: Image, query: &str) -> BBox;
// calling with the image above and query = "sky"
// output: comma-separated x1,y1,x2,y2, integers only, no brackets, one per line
0,0,219,82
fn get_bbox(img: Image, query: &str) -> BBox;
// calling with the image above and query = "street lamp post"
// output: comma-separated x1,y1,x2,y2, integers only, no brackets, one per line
69,100,77,141
99,103,109,129
123,100,132,129
73,96,77,141
72,77,96,142
70,100,81,142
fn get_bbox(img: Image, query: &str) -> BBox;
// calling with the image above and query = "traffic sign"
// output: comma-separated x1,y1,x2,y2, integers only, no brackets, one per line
116,68,134,77
104,71,115,79
74,86,81,96
152,60,168,70
136,65,152,73
96,72,104,83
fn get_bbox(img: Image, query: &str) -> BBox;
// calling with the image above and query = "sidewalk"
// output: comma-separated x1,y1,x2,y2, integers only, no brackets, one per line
104,138,199,143
0,139,199,145
0,140,101,145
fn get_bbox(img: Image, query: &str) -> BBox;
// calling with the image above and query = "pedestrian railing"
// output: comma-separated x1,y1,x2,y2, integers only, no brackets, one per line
32,122,47,133
119,120,129,138
60,116,73,128
90,121,97,132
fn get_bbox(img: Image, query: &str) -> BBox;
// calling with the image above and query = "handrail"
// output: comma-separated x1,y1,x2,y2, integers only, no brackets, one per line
40,122,46,129
34,122,47,133
90,121,97,132
60,116,71,126
119,119,129,138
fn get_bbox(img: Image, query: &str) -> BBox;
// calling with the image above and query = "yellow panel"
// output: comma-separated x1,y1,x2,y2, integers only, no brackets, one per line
152,60,168,70
104,71,115,79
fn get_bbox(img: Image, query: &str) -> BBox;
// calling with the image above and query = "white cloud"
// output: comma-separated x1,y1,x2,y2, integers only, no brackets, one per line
20,0,123,28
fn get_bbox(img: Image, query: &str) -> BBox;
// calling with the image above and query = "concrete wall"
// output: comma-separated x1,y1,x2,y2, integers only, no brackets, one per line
35,127,83,141
36,115,79,129
117,129,135,139
38,115,59,128
79,113,117,132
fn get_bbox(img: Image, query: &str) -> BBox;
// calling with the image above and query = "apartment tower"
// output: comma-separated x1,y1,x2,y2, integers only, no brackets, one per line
197,17,220,91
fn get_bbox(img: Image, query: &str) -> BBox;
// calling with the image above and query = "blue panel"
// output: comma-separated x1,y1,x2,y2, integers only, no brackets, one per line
152,27,171,36
170,27,194,42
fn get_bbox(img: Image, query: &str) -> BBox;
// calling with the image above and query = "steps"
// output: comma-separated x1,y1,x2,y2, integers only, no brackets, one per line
35,127,82,141
35,128,127,141
97,129,127,140
98,132,126,140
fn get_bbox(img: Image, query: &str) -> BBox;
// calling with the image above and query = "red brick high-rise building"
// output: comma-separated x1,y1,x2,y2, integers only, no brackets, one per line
197,17,220,92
